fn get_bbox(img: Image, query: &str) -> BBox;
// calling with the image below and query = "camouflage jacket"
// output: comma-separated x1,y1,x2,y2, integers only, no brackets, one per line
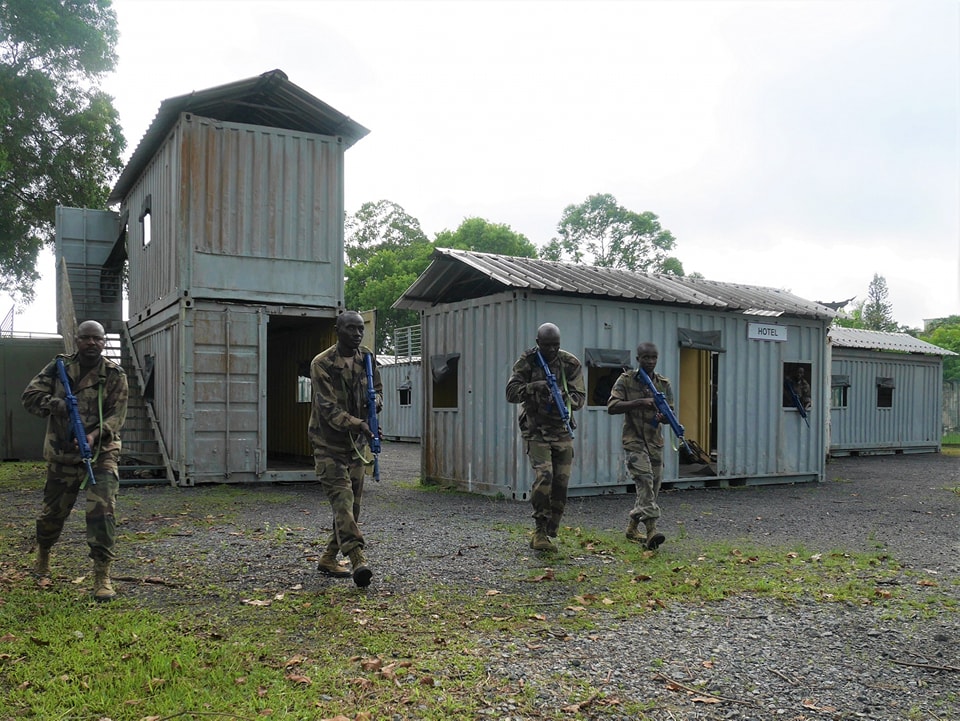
21,353,129,467
608,369,674,452
505,347,585,442
308,344,382,456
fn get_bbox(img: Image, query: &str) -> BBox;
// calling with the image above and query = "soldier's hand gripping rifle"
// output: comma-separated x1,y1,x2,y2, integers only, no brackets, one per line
784,379,810,428
636,367,692,455
55,358,97,488
534,350,575,439
363,352,381,482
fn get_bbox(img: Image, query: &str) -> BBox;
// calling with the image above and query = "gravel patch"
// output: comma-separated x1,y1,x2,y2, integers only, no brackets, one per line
9,444,958,720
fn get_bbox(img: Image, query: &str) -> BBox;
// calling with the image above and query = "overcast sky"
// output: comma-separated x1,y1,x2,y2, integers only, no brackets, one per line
9,0,960,333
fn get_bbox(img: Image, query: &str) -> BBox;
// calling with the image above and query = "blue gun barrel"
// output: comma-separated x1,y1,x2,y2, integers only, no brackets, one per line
784,379,811,428
363,353,381,481
534,350,575,439
55,358,97,488
636,367,691,455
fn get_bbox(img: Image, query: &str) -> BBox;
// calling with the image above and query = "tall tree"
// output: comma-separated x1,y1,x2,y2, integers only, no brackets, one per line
343,200,432,353
433,217,538,258
539,193,682,274
860,273,899,332
345,199,428,266
0,0,125,302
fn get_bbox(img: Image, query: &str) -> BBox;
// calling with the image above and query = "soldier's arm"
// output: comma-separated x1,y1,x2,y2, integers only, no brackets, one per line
505,355,533,404
21,361,62,418
564,356,587,412
97,370,129,445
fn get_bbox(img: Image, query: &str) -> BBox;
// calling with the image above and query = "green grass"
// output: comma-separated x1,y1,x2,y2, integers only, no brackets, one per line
0,463,956,720
942,431,960,446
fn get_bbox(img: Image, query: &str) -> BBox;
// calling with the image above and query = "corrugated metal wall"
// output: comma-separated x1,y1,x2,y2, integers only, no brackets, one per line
123,113,346,319
829,348,943,455
379,360,422,442
0,337,66,460
422,292,827,498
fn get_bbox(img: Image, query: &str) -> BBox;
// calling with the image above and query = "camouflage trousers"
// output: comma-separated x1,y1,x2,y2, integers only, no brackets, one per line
625,446,664,522
315,451,366,556
525,439,574,534
37,461,119,562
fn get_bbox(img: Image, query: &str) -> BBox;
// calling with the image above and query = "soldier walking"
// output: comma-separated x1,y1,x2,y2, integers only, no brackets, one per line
21,320,128,601
506,323,585,551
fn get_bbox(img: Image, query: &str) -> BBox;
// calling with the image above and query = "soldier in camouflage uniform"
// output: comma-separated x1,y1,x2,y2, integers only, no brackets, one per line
607,341,672,550
21,320,128,601
308,311,381,588
506,323,585,552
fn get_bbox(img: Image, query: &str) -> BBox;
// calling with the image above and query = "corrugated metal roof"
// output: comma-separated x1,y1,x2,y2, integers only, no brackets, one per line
110,69,369,204
828,326,957,355
394,248,836,320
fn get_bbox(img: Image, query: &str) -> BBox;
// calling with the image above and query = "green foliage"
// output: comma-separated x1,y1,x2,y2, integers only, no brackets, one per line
539,193,682,273
860,273,899,331
434,216,538,258
343,200,433,352
920,314,960,381
345,207,542,353
0,0,125,302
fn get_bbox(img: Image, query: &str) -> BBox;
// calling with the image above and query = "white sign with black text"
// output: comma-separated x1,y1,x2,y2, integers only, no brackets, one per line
747,322,788,342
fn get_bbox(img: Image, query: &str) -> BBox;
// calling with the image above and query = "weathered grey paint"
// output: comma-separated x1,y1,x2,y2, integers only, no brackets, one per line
828,346,945,455
121,113,346,321
54,207,123,334
378,359,422,442
0,336,65,460
128,299,334,485
421,290,827,498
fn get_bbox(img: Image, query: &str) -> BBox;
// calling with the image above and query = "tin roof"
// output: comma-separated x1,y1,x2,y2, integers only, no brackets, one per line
394,248,836,320
828,326,957,355
109,69,370,204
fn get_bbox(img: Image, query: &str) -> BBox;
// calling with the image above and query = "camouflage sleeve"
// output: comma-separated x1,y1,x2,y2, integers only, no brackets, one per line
505,354,533,404
311,357,364,433
21,359,60,418
607,372,629,408
563,354,586,412
660,376,675,410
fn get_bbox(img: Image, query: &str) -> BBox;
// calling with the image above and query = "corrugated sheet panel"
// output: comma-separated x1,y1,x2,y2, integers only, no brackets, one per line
379,360,422,442
111,69,368,204
396,248,835,321
829,327,957,355
830,348,944,454
422,291,826,497
124,114,346,317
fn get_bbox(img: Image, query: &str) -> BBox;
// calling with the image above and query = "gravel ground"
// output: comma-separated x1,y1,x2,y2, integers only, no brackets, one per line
9,444,959,720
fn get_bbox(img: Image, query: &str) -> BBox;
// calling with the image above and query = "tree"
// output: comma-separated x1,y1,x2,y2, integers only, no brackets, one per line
345,199,429,266
860,274,899,332
344,200,433,352
920,315,960,382
0,0,125,302
539,193,682,274
433,217,538,258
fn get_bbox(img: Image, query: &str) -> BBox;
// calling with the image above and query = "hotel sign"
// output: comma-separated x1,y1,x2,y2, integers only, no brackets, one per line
747,322,787,342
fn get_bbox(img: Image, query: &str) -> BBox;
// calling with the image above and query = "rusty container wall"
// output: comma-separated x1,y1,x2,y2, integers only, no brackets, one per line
54,207,123,334
379,359,422,442
0,336,65,460
123,113,346,320
129,299,339,484
829,347,944,456
422,292,827,498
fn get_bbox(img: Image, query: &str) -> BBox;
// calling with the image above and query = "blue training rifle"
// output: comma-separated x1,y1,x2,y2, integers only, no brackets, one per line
784,379,810,428
55,357,97,488
363,352,381,481
534,350,575,439
636,367,692,455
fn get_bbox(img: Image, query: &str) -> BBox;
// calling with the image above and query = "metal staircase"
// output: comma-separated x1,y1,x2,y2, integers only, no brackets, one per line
113,325,175,485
